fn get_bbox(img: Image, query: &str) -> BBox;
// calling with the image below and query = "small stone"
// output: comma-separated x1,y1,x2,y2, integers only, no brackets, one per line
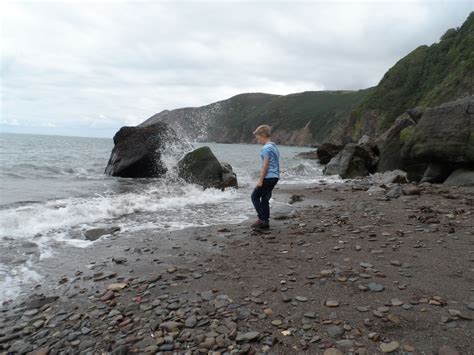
295,296,308,302
159,321,182,332
324,348,344,355
387,314,401,324
438,345,460,355
360,262,373,268
386,186,402,198
368,282,384,292
24,309,39,317
357,306,369,312
112,257,127,264
391,298,403,306
325,300,339,307
107,283,128,291
327,325,344,338
236,331,260,342
81,327,91,335
337,339,354,348
185,315,197,328
32,319,44,329
271,319,283,326
320,269,333,276
403,344,415,352
264,308,273,316
199,337,216,349
100,290,115,301
380,341,400,353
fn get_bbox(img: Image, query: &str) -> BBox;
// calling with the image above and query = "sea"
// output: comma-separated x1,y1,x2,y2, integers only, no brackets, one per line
0,132,342,303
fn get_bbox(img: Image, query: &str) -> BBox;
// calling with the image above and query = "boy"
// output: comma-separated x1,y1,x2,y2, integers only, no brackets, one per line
251,125,280,230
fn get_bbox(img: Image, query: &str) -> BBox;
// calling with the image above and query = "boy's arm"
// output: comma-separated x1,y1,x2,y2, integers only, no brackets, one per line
257,157,270,187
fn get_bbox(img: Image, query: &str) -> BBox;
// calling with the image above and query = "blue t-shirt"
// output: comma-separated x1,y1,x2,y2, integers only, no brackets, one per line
260,142,280,178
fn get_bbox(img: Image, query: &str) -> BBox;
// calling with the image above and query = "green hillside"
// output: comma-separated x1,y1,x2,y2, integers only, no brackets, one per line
245,90,371,142
344,11,474,140
142,90,371,146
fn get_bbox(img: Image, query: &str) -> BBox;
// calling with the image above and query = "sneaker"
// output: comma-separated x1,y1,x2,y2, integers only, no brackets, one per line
251,219,264,228
259,221,270,230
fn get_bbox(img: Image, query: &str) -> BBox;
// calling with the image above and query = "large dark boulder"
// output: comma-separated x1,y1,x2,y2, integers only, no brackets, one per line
443,168,474,186
375,96,474,183
375,113,416,172
323,143,378,179
105,122,181,178
406,96,474,165
177,146,238,189
316,142,343,165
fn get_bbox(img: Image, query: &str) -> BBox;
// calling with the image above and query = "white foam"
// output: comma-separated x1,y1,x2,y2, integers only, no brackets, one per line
0,260,42,303
0,184,243,242
0,183,250,303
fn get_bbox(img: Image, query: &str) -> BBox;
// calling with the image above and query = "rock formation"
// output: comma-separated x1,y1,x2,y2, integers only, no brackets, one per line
177,146,238,189
105,122,182,178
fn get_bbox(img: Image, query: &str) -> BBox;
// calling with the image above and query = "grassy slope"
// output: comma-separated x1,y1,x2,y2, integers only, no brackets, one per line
347,12,474,138
249,90,370,142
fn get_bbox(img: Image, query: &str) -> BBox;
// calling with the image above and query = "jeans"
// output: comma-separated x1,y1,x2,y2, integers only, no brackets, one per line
251,177,279,222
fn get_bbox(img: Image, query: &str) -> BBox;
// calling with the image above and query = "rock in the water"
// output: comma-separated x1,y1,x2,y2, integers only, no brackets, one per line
296,150,319,160
177,146,238,189
443,168,474,186
105,122,183,178
84,227,120,241
221,162,238,188
317,142,343,165
324,143,378,178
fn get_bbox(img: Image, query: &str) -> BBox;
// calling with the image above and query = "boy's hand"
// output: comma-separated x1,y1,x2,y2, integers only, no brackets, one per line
256,179,263,187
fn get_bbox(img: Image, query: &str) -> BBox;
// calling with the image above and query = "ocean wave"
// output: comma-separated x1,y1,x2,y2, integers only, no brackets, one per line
0,183,244,244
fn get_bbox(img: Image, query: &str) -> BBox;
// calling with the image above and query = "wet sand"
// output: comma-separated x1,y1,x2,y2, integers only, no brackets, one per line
1,180,473,354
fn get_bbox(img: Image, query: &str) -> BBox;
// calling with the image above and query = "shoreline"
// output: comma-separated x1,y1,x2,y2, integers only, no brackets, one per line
1,180,473,354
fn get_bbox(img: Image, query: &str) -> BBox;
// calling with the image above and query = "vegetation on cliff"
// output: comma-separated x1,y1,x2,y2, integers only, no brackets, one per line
343,12,474,141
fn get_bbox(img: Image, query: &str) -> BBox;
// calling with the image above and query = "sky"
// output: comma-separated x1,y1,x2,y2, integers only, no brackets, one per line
1,0,473,138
